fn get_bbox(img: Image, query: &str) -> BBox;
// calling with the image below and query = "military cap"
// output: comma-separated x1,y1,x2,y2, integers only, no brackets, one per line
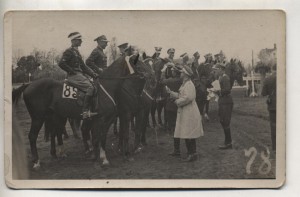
167,48,175,54
118,43,129,50
68,32,82,40
204,53,212,59
180,53,188,58
193,51,200,57
155,47,162,53
214,53,220,57
94,35,109,42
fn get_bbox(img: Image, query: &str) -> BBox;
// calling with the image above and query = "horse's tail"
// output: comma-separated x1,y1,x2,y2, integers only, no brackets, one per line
12,84,30,104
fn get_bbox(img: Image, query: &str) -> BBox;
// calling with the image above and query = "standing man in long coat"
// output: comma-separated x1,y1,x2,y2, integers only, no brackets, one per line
86,35,109,75
167,65,204,162
262,64,277,151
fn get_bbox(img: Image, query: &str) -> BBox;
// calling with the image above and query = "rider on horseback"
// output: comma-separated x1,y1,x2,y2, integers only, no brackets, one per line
58,32,99,119
118,43,132,56
86,35,109,74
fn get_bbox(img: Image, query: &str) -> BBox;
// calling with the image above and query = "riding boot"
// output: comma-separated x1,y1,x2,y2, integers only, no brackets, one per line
218,128,233,150
225,128,232,145
82,95,92,119
190,139,196,155
183,139,197,162
169,138,180,157
185,139,191,156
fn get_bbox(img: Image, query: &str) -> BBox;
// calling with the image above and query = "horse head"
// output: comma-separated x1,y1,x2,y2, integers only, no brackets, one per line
225,60,246,87
139,52,157,90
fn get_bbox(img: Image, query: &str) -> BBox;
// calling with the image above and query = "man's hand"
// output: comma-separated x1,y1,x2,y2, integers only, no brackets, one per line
92,73,99,79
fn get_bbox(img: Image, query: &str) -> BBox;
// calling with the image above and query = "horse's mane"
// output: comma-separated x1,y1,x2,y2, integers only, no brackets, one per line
102,56,128,77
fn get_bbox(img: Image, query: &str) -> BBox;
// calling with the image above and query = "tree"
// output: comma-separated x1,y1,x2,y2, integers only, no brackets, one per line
107,37,119,66
254,45,277,95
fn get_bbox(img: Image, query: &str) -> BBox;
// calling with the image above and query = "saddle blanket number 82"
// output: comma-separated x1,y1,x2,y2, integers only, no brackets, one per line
62,83,77,99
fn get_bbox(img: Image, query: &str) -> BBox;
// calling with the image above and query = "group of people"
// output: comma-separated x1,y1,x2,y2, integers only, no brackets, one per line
58,32,275,163
149,47,234,162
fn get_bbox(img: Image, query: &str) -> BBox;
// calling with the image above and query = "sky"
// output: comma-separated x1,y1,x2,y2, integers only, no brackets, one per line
10,10,285,66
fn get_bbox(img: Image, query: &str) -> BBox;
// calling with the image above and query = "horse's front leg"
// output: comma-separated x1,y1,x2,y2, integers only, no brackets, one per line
91,119,101,162
69,118,81,139
150,101,157,128
81,119,93,154
56,117,67,158
119,112,131,160
99,115,116,166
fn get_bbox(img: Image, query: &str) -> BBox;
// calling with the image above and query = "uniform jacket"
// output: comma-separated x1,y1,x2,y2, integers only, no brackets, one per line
86,46,107,74
161,75,182,112
262,72,276,111
218,73,233,105
59,47,94,77
171,80,204,139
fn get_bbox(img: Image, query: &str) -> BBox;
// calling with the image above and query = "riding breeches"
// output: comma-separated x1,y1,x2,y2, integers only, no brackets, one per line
218,102,233,129
67,72,94,96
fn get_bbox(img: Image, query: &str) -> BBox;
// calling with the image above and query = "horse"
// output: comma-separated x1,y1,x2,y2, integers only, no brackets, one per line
196,58,246,120
76,53,156,158
12,54,144,168
125,53,157,150
150,58,169,128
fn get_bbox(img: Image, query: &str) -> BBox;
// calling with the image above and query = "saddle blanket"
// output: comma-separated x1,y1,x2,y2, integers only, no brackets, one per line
62,83,78,99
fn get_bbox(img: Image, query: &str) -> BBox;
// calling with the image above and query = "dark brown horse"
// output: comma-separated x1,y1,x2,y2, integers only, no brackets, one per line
80,53,157,159
196,58,246,119
120,53,157,153
150,58,169,128
12,55,143,168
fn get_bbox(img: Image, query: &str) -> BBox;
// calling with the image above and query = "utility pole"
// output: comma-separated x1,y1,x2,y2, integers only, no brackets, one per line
250,50,258,97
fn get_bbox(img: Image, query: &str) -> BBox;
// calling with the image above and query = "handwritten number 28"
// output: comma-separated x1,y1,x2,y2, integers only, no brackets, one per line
244,147,271,175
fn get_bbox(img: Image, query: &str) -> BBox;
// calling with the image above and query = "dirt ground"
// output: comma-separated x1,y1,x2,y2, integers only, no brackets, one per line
13,87,276,179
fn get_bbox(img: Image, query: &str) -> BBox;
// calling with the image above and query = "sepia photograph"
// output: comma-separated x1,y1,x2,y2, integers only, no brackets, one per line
4,10,285,188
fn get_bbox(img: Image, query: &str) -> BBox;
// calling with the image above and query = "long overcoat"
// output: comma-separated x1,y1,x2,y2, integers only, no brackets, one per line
172,80,204,139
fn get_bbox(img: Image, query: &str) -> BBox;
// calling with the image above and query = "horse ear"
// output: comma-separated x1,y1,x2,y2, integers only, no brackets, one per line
133,54,139,65
142,52,147,60
151,53,156,59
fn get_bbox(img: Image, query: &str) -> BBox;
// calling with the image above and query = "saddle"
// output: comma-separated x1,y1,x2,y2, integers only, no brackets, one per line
63,80,99,111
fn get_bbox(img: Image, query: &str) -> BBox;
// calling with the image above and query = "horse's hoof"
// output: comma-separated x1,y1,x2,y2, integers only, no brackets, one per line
33,160,41,169
102,159,110,166
134,147,143,154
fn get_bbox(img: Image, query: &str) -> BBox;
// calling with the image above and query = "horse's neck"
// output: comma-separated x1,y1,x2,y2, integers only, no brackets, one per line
99,59,129,96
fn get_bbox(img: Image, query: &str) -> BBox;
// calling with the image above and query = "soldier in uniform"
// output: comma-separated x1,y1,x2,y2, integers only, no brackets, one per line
161,64,182,135
152,47,162,59
59,32,99,119
118,43,131,56
180,53,189,66
196,53,213,120
161,48,176,79
86,35,109,75
215,63,233,149
191,52,202,111
262,64,276,151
